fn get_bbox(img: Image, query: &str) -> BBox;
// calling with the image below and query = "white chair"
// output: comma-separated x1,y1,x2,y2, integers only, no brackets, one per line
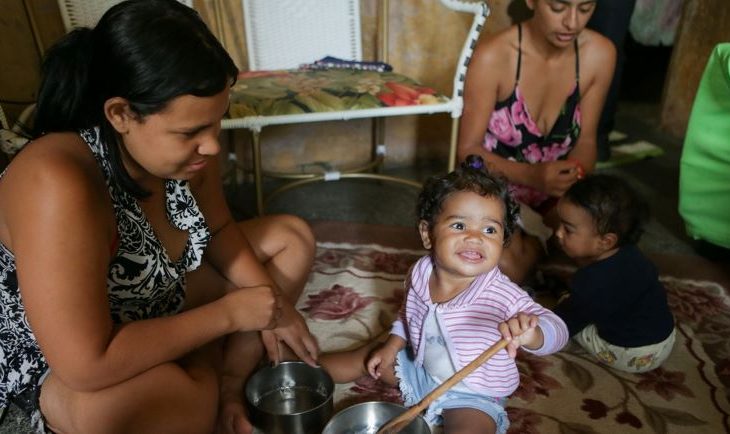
224,0,489,214
57,0,194,30
0,104,32,159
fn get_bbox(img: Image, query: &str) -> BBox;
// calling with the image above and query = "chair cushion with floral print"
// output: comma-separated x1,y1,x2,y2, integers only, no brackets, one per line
228,69,449,118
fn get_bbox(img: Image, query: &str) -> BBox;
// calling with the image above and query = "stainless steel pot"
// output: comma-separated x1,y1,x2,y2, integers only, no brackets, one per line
322,401,431,434
245,361,334,434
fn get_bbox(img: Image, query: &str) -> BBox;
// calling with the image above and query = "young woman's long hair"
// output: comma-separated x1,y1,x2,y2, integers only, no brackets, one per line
33,0,238,197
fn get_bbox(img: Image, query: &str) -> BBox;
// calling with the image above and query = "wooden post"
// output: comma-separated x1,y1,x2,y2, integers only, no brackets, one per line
660,0,730,139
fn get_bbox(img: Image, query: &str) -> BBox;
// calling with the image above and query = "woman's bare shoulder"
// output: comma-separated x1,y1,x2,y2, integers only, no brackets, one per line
472,25,519,68
578,28,617,69
0,131,114,250
2,132,108,202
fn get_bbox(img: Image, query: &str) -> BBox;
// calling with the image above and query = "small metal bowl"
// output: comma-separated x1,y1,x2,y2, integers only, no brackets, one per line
245,361,334,434
322,401,431,434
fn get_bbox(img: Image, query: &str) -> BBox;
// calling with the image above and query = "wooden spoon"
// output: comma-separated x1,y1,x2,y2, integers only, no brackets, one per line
376,338,509,434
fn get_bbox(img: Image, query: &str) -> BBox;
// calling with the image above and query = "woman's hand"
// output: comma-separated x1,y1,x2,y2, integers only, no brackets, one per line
532,160,583,197
261,300,319,367
498,312,544,358
225,285,281,331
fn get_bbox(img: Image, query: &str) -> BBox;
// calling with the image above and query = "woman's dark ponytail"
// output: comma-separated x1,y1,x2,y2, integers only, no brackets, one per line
33,28,96,137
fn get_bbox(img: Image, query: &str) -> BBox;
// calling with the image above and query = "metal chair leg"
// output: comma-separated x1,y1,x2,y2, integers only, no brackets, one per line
448,116,460,172
251,129,264,216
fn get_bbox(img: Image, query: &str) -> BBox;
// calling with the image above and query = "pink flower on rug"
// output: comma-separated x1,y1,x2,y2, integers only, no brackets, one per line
506,407,542,434
349,375,402,403
636,368,694,400
580,399,608,419
615,410,642,428
302,284,376,320
354,251,419,274
665,281,727,323
513,353,562,402
315,249,349,269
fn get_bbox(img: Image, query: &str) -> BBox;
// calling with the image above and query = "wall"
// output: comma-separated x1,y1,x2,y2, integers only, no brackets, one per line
660,0,730,139
0,0,64,123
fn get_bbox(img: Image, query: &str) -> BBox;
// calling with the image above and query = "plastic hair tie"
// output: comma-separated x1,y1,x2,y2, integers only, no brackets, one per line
468,160,484,170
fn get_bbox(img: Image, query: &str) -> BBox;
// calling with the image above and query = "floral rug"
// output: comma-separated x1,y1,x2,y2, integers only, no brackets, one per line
300,240,730,434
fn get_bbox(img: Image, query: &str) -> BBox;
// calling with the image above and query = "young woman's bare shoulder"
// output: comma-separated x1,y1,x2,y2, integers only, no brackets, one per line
0,132,114,251
472,25,519,69
578,28,617,70
3,132,109,205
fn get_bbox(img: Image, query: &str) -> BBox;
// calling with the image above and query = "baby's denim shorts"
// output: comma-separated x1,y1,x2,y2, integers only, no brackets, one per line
394,349,509,434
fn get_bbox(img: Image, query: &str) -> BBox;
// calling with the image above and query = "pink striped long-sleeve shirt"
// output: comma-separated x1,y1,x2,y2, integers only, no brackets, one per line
391,255,569,397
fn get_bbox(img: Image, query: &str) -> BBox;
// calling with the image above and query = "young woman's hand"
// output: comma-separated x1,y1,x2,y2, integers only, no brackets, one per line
499,312,544,358
225,285,281,331
261,300,319,367
532,160,583,197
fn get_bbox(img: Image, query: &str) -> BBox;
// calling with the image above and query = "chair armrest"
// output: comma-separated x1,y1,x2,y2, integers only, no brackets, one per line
440,0,490,118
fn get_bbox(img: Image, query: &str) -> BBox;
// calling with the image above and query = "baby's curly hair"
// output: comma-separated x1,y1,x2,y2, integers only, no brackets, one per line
417,155,519,245
563,174,649,246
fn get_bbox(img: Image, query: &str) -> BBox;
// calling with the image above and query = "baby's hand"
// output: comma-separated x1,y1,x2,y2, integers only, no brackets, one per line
366,346,396,379
498,313,543,358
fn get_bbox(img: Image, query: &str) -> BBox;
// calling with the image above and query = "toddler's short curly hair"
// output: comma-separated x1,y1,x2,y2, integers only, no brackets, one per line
417,155,519,245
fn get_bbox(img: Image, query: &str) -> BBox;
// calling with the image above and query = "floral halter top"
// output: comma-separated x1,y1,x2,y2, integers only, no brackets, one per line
483,24,582,209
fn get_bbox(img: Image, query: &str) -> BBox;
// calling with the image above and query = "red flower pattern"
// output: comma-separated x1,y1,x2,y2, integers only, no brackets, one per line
314,249,349,270
310,246,730,433
506,407,542,434
354,251,420,274
615,411,643,428
512,352,562,402
665,280,727,323
635,368,694,400
302,284,376,320
581,399,609,419
349,375,403,404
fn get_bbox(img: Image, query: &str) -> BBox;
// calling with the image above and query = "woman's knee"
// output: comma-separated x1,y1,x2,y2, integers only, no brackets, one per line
275,214,315,255
238,214,315,260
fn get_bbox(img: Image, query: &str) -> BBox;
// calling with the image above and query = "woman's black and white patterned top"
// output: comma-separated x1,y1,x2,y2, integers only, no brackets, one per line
0,127,210,411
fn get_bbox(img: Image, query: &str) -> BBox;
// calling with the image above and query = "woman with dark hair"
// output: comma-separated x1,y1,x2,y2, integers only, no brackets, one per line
0,1,317,433
458,0,616,285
